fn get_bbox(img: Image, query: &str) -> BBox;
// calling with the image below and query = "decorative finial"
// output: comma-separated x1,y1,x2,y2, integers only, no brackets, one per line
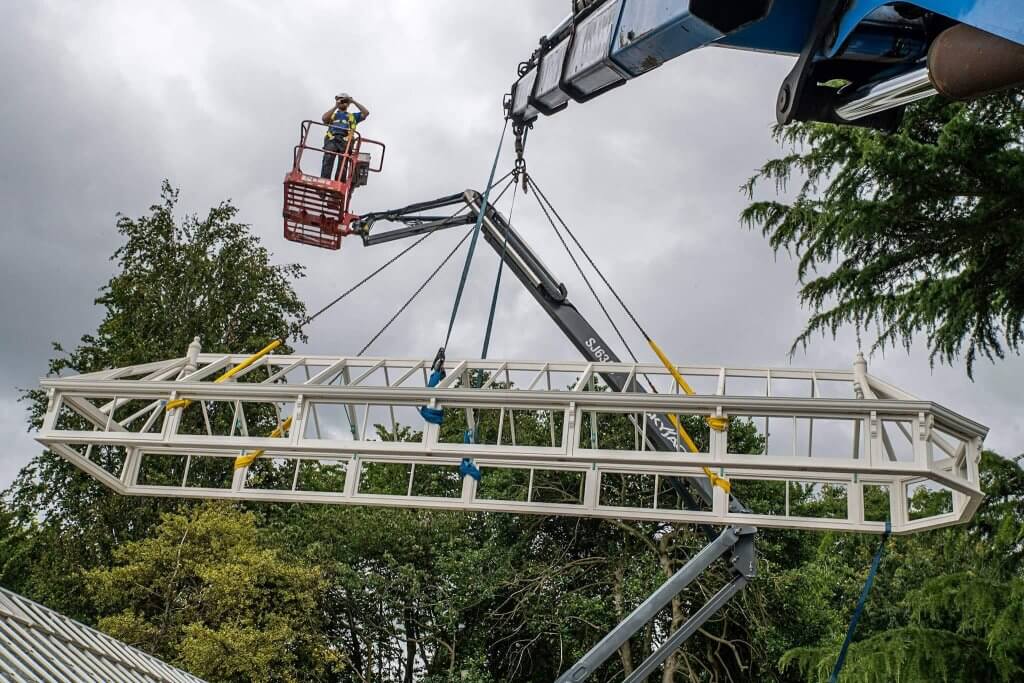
184,336,202,374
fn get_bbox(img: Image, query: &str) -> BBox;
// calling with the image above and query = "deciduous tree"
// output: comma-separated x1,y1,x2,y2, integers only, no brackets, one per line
4,181,306,618
89,503,339,682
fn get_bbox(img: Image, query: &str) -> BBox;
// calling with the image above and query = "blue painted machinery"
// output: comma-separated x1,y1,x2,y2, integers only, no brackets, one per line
508,1,1024,132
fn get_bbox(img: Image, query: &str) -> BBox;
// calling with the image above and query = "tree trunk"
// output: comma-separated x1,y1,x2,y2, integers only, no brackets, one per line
659,539,682,683
403,607,416,683
344,588,365,677
660,592,683,683
613,563,635,676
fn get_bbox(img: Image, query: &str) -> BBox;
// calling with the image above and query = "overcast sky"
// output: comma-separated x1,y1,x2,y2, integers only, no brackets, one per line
1,0,1021,488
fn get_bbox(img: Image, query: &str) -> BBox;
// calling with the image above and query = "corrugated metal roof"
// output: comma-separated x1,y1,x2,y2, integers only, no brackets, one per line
0,586,206,682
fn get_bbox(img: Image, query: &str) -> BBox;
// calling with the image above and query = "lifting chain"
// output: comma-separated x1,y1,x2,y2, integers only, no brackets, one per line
513,122,530,193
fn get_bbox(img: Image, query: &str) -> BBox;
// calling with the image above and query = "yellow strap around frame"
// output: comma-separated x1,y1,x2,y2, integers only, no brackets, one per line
647,338,731,493
234,416,293,470
166,339,283,412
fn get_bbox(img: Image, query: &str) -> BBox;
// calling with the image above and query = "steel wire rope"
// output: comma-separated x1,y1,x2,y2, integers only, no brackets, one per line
526,175,643,365
357,178,518,357
528,174,714,401
527,175,664,397
180,176,514,461
526,174,731,502
295,168,517,336
357,226,477,356
524,174,671,455
171,193,483,407
480,177,521,359
528,175,693,401
299,206,471,334
163,216,468,413
528,175,653,343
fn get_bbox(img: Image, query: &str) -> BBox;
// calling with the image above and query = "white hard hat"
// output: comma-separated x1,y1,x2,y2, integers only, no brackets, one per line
336,92,352,100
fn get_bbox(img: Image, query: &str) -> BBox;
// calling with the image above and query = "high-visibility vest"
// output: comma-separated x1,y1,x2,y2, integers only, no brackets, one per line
326,111,359,141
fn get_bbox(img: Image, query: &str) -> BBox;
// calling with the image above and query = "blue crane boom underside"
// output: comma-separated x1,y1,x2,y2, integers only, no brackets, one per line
831,0,1024,53
721,0,1024,56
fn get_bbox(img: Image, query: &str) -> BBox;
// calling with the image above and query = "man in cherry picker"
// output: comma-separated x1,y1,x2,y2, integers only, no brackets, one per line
320,92,370,180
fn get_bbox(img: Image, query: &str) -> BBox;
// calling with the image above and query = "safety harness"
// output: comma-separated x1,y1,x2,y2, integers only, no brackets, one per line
326,111,359,141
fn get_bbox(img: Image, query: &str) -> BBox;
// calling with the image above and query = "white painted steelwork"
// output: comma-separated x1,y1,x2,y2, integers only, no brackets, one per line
0,586,206,682
36,348,986,535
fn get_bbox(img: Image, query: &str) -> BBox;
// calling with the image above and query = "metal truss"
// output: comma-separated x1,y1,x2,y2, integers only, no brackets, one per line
37,345,986,534
556,526,756,683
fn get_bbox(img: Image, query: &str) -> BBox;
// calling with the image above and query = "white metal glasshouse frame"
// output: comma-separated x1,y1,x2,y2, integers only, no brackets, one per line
36,345,986,535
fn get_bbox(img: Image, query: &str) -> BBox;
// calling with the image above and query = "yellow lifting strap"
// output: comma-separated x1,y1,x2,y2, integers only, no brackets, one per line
646,338,731,494
234,416,293,470
165,339,283,412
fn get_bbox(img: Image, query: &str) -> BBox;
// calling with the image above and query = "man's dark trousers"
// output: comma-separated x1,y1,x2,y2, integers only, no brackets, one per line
320,136,350,179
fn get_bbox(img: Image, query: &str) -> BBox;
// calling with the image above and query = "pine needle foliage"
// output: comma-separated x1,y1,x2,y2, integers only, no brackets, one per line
781,626,998,683
742,91,1024,376
780,452,1024,682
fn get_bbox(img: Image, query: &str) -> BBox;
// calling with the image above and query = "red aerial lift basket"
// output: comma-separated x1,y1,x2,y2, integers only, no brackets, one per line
283,120,385,250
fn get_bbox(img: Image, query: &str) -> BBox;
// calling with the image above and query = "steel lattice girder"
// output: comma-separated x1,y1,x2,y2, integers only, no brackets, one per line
36,351,986,534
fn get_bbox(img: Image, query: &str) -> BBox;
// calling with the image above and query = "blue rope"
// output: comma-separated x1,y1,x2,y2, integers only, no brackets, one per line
443,119,510,350
829,520,891,683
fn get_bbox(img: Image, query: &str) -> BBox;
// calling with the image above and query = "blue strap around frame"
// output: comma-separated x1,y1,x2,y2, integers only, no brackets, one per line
418,406,444,425
459,457,481,482
418,369,446,425
459,430,481,481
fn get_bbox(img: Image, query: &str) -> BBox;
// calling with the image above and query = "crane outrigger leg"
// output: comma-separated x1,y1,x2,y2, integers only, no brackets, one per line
557,526,756,683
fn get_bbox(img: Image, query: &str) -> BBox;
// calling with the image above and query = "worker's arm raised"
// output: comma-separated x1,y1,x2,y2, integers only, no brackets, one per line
322,104,339,125
352,98,370,121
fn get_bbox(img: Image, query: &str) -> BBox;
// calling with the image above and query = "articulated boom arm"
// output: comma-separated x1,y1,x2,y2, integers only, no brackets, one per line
508,1,1024,132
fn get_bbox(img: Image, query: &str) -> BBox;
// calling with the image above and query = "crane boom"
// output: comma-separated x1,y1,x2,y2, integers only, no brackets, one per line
507,1,1024,132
